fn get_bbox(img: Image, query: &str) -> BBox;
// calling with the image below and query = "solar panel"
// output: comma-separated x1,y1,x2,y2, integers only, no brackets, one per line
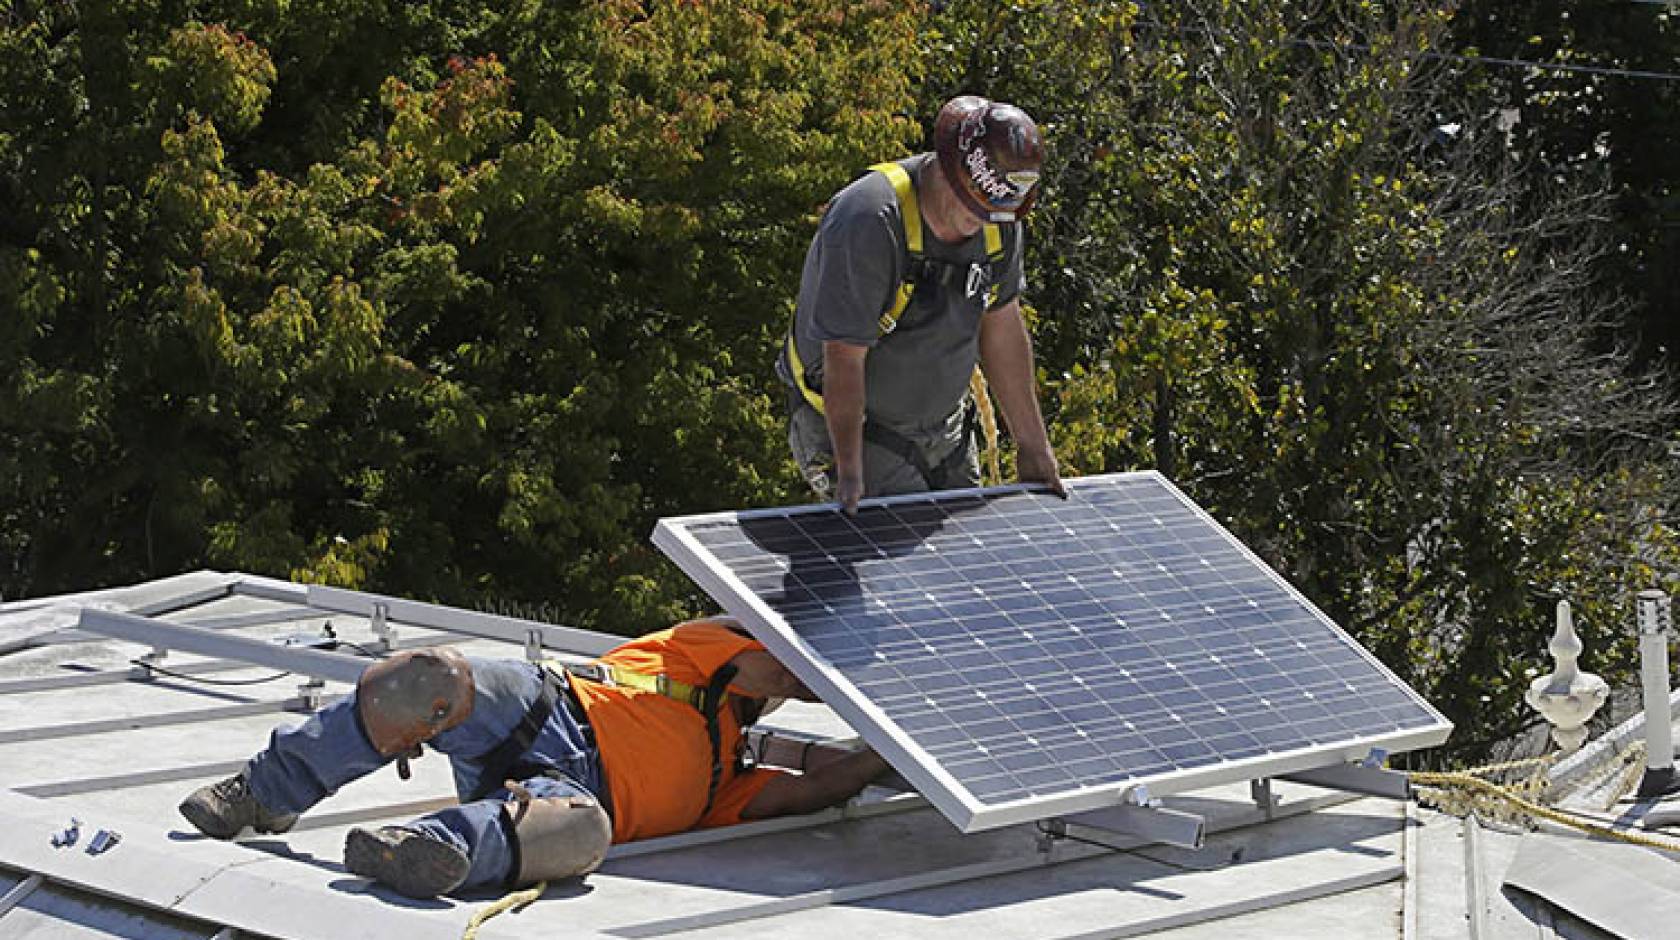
653,471,1451,832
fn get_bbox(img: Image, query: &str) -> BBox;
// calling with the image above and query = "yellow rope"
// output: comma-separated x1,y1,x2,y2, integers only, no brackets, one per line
1411,766,1680,853
1454,754,1557,777
969,368,1002,485
462,880,547,939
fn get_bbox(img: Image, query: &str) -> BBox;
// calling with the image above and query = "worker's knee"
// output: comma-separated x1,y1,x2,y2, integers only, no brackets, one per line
355,648,475,756
504,794,611,885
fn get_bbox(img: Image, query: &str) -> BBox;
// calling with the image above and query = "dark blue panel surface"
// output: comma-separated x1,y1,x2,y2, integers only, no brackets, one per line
683,475,1441,807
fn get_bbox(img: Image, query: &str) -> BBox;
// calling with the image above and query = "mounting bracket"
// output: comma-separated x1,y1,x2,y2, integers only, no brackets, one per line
1047,799,1207,850
297,676,326,710
370,602,394,651
1277,753,1411,801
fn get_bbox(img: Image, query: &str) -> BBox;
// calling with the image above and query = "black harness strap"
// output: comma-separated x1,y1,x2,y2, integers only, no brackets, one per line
860,399,978,490
469,668,562,801
696,663,739,819
474,660,743,818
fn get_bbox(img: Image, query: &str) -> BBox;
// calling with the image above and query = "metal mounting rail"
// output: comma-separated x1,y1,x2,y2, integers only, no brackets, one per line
36,604,323,650
76,608,371,684
306,586,621,656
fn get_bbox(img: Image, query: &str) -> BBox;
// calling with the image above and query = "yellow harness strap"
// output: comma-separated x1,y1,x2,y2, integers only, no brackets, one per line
871,161,923,335
785,330,826,415
548,660,704,707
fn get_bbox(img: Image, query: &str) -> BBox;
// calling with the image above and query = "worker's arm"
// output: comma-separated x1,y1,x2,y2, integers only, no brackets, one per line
725,650,817,702
821,340,870,515
978,298,1064,495
740,746,891,819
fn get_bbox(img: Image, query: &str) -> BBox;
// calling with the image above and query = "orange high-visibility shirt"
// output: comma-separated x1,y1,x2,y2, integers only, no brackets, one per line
571,620,784,843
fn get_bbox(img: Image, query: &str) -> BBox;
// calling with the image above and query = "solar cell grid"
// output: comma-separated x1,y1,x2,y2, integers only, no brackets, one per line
659,472,1451,831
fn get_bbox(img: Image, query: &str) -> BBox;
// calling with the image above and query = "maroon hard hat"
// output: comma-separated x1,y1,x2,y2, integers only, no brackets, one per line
933,95,1045,223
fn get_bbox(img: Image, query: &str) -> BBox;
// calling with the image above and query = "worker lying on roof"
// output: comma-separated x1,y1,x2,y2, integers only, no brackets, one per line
178,617,890,898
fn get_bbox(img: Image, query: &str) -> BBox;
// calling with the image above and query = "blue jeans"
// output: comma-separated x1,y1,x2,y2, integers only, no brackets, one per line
245,657,606,891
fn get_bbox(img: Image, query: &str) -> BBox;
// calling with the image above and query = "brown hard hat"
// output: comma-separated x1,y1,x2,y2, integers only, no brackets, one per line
933,95,1045,223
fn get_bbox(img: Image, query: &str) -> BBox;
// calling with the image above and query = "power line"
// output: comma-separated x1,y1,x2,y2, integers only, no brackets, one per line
1294,37,1680,84
1137,18,1680,84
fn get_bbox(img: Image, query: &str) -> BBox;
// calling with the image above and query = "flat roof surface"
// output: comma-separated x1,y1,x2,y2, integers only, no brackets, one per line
0,572,1669,939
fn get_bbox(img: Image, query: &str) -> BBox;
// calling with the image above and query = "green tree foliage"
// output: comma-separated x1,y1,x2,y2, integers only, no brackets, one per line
0,0,921,631
1446,1,1680,374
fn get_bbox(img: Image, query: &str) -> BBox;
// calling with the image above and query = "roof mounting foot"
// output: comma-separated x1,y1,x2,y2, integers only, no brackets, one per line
370,602,394,651
132,646,168,680
1251,777,1280,818
297,676,325,711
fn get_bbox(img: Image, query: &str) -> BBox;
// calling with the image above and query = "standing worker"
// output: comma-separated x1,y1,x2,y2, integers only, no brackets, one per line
178,617,889,898
778,95,1064,514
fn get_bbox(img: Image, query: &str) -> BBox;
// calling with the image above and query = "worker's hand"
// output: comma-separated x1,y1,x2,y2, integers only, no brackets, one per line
834,470,865,516
1016,445,1066,498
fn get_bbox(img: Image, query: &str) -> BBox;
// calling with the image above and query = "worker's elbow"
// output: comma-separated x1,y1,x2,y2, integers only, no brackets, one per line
821,340,869,370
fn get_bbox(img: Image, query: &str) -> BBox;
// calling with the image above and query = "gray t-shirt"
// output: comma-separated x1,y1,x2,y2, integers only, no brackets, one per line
781,154,1027,432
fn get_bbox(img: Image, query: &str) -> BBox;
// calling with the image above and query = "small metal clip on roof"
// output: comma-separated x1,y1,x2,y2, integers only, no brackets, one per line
297,676,325,711
371,602,394,650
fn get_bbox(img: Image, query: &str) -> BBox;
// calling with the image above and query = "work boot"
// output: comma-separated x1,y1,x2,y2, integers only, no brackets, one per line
343,826,470,898
178,773,300,840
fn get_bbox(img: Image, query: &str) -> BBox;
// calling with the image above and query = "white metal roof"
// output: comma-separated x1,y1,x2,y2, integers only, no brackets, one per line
0,572,1670,939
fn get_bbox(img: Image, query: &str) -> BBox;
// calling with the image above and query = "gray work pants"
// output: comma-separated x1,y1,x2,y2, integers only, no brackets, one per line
787,398,980,500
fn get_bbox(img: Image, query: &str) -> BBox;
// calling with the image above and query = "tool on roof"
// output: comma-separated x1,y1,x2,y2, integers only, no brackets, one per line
86,829,121,855
50,817,81,847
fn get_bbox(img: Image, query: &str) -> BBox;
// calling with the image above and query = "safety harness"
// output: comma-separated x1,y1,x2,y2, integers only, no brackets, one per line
782,160,1008,489
471,660,741,818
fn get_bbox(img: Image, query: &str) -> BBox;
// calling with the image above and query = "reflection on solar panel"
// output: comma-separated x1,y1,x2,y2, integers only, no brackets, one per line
654,472,1452,831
